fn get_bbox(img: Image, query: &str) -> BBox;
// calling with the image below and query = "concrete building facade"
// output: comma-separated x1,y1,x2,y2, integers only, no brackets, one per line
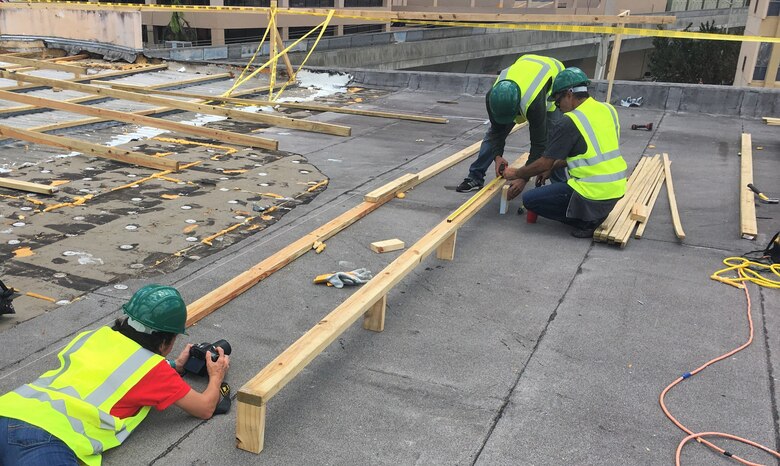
735,0,780,87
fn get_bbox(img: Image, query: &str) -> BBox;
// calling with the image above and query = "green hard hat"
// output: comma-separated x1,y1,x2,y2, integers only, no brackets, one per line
549,67,591,101
122,284,188,334
488,80,521,125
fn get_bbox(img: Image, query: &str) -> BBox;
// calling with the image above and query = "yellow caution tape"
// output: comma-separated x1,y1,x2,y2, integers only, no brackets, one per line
12,1,780,43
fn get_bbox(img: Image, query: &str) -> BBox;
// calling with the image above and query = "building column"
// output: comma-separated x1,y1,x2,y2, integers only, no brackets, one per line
145,0,157,44
594,0,616,80
211,0,225,46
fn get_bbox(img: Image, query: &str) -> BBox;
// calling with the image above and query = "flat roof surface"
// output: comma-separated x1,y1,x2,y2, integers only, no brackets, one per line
0,76,778,465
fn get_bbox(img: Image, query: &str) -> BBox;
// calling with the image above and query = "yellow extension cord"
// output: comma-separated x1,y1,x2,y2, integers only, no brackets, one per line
710,257,780,290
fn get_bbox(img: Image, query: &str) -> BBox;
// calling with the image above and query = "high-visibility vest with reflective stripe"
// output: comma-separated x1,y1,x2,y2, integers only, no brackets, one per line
495,54,564,123
0,327,163,466
565,97,627,200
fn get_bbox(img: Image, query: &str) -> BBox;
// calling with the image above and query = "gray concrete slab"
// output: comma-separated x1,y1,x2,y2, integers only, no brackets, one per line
0,79,778,466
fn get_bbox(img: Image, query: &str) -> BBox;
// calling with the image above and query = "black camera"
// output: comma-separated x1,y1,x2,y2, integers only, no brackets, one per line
183,339,231,377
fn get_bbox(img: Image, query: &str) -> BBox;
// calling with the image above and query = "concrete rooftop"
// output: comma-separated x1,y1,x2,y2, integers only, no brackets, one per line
0,68,778,466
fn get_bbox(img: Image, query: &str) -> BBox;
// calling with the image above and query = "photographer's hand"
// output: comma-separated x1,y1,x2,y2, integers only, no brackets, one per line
174,344,193,374
206,347,230,384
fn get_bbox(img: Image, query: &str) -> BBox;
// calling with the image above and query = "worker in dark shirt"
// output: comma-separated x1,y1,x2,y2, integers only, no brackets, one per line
456,54,564,201
501,67,627,238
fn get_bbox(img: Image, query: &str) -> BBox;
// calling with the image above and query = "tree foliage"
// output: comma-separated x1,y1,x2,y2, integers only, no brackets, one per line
649,22,742,85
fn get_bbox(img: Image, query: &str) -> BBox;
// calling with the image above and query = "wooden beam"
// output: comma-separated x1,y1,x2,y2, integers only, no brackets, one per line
92,82,450,124
662,153,685,240
0,124,180,171
370,239,405,253
595,156,649,241
273,27,295,79
236,153,528,453
605,33,623,104
0,54,87,75
0,84,280,144
606,157,661,243
634,169,666,240
0,89,279,150
364,173,418,203
0,70,351,137
499,185,509,214
0,177,57,195
740,134,757,239
0,72,234,117
617,167,664,247
0,63,169,91
763,117,780,125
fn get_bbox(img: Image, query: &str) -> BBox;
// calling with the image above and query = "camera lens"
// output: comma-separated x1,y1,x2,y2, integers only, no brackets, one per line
210,339,232,362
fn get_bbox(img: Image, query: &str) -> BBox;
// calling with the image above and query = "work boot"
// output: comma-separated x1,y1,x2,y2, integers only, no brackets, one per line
455,178,483,192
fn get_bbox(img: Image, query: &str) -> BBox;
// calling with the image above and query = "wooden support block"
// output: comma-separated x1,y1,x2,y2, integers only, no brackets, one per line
763,117,780,126
0,124,179,171
499,185,509,214
0,177,57,195
629,204,648,222
362,295,386,332
370,239,405,253
436,231,457,261
662,153,685,240
236,400,266,453
740,134,757,239
364,173,418,203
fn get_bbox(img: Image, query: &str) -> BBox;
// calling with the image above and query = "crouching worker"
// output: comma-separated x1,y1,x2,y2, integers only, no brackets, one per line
501,67,627,238
0,284,230,466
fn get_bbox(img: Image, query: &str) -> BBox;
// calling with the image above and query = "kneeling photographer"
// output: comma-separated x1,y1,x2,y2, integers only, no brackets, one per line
0,284,231,466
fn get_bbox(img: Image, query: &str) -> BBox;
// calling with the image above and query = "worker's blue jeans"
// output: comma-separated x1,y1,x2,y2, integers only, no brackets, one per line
522,180,595,230
0,417,78,466
466,121,514,184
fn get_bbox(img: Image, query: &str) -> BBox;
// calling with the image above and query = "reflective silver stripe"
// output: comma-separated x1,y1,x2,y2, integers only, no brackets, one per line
498,67,509,81
32,383,80,399
85,347,153,407
36,330,95,386
570,108,603,155
519,56,552,115
15,385,104,455
116,424,133,444
606,103,620,136
567,149,622,169
577,171,627,184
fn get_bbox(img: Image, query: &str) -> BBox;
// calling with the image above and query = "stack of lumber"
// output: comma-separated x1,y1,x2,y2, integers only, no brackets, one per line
594,153,683,247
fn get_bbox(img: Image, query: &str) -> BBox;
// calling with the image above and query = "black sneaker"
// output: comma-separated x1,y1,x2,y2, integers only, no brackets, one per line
570,228,596,239
455,178,483,192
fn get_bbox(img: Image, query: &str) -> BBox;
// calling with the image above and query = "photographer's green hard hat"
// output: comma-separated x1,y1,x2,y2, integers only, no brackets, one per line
549,67,591,101
123,284,188,334
488,80,521,125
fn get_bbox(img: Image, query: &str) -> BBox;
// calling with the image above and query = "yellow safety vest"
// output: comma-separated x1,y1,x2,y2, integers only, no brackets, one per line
565,97,627,201
495,54,564,123
0,327,163,466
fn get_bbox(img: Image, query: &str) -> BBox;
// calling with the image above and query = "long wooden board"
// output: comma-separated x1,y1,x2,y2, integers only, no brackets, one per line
0,124,180,171
0,70,351,137
0,177,57,195
0,54,87,75
0,89,278,150
740,134,757,239
91,81,450,124
0,72,233,117
364,173,418,203
662,153,685,240
763,117,780,125
0,63,169,92
236,154,528,453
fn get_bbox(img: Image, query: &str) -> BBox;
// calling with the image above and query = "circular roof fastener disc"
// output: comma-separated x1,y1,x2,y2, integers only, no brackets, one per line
125,225,138,231
114,284,128,290
181,205,192,210
56,300,71,306
12,222,25,227
185,237,198,242
53,272,67,278
8,239,20,245
119,244,134,250
130,263,145,269
185,219,197,224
